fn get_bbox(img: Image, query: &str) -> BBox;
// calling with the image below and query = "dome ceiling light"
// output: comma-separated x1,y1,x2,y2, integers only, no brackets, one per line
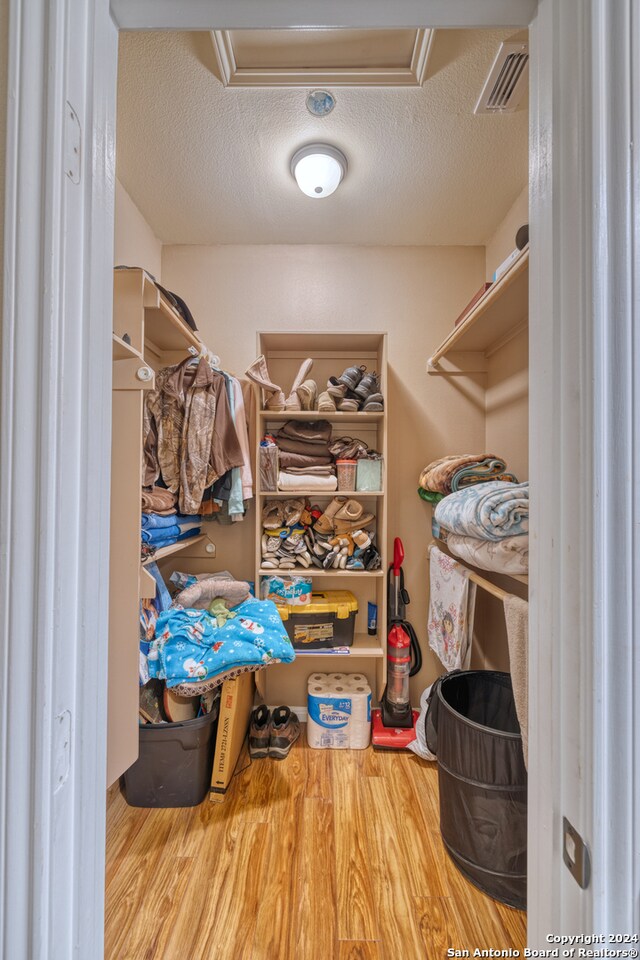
290,143,347,199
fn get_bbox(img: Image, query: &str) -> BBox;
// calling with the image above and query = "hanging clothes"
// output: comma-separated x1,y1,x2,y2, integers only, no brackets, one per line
143,357,244,515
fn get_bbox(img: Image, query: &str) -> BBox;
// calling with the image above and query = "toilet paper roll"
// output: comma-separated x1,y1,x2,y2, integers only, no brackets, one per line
346,673,368,686
328,673,347,684
349,690,372,722
349,719,371,749
308,682,333,697
308,672,328,687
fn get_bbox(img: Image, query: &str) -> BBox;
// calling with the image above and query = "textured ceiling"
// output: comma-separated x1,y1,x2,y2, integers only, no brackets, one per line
116,29,528,246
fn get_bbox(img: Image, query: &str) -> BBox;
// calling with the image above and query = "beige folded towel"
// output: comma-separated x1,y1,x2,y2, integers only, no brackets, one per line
504,594,528,768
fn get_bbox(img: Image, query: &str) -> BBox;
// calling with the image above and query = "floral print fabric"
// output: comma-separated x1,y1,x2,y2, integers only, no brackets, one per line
427,546,476,671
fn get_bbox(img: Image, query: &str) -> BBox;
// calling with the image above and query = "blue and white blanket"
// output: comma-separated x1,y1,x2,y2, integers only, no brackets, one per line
148,597,295,687
434,480,528,541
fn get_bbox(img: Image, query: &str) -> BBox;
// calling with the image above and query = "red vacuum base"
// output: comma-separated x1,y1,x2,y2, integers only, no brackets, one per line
371,708,420,750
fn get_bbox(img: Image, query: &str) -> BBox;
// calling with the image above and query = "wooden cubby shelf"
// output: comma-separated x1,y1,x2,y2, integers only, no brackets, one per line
427,246,529,372
293,634,385,658
255,330,389,702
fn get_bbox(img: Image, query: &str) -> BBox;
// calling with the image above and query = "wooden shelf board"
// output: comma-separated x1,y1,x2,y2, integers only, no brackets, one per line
292,633,384,658
428,246,529,368
258,331,385,354
142,534,206,566
258,490,383,498
259,410,384,422
112,333,144,363
258,567,384,578
144,297,202,354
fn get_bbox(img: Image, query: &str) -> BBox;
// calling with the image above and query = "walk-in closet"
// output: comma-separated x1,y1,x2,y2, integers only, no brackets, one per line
106,25,531,959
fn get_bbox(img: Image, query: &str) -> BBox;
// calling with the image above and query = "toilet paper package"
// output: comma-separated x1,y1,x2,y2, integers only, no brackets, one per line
307,673,372,749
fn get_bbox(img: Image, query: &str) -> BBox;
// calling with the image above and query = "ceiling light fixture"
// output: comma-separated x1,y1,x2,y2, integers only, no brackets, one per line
290,143,347,199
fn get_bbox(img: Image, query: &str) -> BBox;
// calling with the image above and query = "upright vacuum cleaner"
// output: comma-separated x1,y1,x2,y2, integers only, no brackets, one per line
371,537,422,750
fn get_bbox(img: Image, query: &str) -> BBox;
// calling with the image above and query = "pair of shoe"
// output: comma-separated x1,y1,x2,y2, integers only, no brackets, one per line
327,366,384,413
249,705,300,760
262,497,305,529
314,496,375,535
245,356,317,412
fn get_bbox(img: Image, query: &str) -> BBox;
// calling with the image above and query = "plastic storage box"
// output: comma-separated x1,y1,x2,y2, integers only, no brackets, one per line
277,590,358,649
123,699,220,808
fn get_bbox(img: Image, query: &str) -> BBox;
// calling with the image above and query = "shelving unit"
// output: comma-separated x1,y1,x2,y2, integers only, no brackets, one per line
427,246,528,373
255,331,388,704
107,269,212,786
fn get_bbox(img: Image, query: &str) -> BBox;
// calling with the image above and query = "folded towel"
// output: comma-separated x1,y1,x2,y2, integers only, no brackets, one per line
284,464,336,476
275,434,331,457
446,534,528,575
278,471,338,491
279,419,332,443
504,595,529,768
420,454,516,495
141,525,201,546
141,513,201,531
434,480,528,541
278,450,334,469
141,485,177,512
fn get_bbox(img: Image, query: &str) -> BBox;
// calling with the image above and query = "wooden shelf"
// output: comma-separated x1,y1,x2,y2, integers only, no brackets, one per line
293,634,385,658
112,333,144,362
427,246,529,371
258,567,384,578
259,410,384,422
258,490,383,498
142,534,206,566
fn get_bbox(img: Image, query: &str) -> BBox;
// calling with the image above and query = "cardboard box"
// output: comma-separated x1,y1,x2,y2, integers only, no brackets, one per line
209,671,255,802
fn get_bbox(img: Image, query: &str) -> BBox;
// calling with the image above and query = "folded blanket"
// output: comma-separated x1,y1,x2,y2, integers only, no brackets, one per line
434,480,528,541
285,464,336,476
419,454,516,495
141,486,177,512
279,419,332,443
446,533,529,575
275,434,331,457
278,471,338,491
278,450,334,469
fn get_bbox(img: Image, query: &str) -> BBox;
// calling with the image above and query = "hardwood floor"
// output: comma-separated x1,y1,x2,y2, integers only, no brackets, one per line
105,727,526,960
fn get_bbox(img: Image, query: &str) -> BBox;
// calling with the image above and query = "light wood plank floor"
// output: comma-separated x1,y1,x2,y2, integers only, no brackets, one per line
105,727,526,960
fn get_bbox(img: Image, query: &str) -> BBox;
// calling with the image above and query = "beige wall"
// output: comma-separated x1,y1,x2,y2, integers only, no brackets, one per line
114,178,163,279
161,243,487,702
485,185,528,281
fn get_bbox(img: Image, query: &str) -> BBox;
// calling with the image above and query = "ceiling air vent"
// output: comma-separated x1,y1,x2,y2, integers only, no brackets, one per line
474,41,529,114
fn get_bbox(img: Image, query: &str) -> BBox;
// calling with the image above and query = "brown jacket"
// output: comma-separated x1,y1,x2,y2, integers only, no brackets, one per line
144,358,244,514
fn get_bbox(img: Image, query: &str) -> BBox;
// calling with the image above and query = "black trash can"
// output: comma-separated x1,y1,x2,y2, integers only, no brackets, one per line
426,670,527,909
124,697,220,808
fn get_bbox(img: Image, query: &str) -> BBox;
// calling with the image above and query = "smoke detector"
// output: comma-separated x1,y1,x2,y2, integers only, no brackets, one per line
474,41,529,114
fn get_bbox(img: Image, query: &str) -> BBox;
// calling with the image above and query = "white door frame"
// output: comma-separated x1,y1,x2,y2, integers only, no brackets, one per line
1,1,637,957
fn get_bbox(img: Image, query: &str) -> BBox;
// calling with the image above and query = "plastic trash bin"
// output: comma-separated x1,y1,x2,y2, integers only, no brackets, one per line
426,670,527,909
124,697,220,808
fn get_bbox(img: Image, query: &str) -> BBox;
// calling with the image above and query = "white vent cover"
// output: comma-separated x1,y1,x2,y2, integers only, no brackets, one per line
474,41,529,114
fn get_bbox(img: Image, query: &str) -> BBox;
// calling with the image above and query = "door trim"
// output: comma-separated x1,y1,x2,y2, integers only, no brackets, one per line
2,1,638,956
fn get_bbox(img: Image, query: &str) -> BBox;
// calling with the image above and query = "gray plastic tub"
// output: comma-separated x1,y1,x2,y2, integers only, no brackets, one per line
123,700,219,808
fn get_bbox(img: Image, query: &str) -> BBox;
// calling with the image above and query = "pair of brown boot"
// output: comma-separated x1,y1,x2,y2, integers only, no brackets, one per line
245,355,316,411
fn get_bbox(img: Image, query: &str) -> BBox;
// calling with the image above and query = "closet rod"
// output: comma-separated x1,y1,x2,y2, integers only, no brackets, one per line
427,543,512,602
